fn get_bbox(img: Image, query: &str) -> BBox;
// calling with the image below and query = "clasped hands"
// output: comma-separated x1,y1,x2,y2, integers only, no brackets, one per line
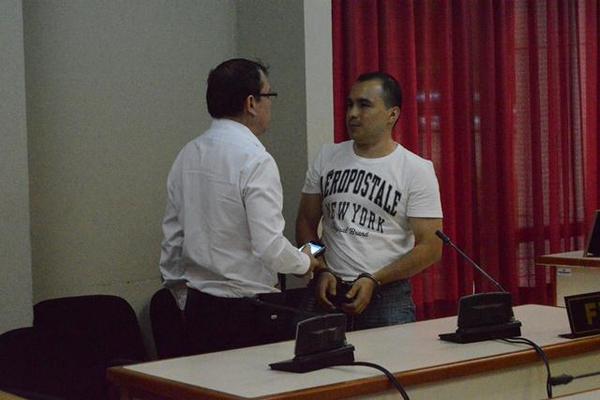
314,268,379,315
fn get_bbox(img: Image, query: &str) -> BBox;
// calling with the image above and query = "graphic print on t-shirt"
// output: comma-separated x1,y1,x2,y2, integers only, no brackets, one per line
320,167,402,236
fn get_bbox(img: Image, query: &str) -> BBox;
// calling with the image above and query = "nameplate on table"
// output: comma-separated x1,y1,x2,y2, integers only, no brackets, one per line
560,291,600,339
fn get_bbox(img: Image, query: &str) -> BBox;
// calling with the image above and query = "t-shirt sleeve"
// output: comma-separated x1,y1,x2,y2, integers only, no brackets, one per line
302,146,325,194
406,160,443,218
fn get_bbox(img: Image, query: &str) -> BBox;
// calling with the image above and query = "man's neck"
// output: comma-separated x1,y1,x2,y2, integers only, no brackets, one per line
228,115,260,137
353,137,397,158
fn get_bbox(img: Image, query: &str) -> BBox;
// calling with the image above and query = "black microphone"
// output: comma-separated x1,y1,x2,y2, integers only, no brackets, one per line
435,230,506,292
436,230,521,343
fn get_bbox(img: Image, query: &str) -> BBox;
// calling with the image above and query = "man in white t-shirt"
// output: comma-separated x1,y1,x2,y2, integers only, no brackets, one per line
296,72,443,330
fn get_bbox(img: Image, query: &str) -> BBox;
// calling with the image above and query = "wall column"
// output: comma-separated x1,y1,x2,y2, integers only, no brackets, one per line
0,0,33,334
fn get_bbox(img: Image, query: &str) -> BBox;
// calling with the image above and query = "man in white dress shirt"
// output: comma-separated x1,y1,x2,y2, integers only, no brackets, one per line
160,58,321,354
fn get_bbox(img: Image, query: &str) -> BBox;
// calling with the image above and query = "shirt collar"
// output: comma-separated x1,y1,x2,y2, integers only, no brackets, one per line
210,119,265,150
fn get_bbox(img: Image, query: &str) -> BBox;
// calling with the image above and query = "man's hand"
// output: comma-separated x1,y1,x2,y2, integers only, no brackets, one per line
340,277,377,315
315,271,338,311
301,246,325,276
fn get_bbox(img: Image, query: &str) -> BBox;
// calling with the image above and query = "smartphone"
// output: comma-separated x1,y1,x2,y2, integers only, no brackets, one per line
299,241,326,257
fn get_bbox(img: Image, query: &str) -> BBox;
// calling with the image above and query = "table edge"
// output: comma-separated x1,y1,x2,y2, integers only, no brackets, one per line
107,334,600,400
537,253,600,268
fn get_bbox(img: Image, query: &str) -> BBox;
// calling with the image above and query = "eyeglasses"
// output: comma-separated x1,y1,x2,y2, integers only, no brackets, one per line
254,92,278,98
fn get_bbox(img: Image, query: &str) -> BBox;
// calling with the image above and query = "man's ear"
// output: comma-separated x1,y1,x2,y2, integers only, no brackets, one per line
389,106,400,125
245,95,258,117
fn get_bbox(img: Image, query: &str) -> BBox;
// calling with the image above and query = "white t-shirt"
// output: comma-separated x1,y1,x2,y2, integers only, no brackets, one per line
160,119,309,307
302,141,443,281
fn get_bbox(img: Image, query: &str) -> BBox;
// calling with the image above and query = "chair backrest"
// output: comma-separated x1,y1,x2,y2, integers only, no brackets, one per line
0,327,102,399
150,288,187,359
33,294,147,363
0,328,41,394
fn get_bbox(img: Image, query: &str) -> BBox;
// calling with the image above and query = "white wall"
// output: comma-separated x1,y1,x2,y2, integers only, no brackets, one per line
0,0,33,334
304,1,334,165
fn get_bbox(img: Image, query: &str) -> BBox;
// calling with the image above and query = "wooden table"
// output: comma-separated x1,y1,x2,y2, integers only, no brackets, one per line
0,391,27,400
537,251,600,268
537,251,600,306
108,305,600,400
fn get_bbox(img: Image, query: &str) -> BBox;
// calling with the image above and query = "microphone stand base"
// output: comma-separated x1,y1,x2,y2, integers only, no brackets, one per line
439,321,523,344
269,344,355,373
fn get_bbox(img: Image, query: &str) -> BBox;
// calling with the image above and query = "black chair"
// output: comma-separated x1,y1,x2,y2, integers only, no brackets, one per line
30,294,147,399
0,327,101,400
256,287,309,343
149,288,186,359
33,294,146,364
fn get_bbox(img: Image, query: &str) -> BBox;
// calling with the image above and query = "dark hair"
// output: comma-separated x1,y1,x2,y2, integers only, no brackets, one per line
356,72,402,109
206,58,268,118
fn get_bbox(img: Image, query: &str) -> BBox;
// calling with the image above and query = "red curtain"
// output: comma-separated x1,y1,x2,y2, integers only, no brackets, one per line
582,0,600,223
332,0,598,320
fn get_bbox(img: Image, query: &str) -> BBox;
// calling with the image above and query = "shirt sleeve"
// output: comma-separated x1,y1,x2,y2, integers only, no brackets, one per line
159,179,186,284
302,146,325,194
406,160,444,218
242,154,310,275
158,156,191,310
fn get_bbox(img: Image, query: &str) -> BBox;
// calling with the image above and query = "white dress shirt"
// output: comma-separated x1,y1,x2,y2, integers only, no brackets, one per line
160,119,309,308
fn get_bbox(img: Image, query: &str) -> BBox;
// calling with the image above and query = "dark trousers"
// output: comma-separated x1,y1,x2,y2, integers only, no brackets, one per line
183,288,298,355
